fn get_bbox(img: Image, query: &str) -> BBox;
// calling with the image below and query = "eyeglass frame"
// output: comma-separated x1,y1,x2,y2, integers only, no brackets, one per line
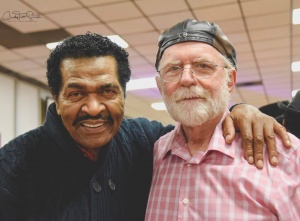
157,60,228,82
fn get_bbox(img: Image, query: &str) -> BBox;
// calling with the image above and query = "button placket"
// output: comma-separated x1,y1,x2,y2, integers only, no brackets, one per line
108,179,116,191
92,180,102,193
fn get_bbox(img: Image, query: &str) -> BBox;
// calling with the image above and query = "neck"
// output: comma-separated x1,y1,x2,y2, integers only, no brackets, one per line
181,114,223,156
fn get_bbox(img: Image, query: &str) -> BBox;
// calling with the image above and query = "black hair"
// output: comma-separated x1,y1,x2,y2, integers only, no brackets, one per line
46,32,131,98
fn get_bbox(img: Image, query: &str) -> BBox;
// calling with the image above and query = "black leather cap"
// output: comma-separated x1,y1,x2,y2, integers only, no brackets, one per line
155,19,237,70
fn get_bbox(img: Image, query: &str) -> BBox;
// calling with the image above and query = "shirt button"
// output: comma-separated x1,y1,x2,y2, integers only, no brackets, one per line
109,179,116,191
183,198,189,204
92,181,102,192
186,164,191,167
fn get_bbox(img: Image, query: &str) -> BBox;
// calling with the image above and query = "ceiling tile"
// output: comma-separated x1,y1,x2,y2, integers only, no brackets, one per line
293,25,300,37
255,48,290,60
241,0,290,17
226,32,249,44
187,0,237,8
22,68,46,78
34,56,48,66
128,56,149,66
0,49,24,62
107,18,154,34
46,8,99,27
90,2,143,22
1,16,59,33
66,24,114,36
3,59,42,72
134,44,157,56
135,0,189,16
216,19,246,33
79,0,128,7
246,12,290,31
249,26,289,41
12,45,50,58
0,1,33,17
234,42,252,53
253,38,290,51
149,11,194,31
122,31,159,47
23,0,81,13
194,3,241,22
28,28,71,44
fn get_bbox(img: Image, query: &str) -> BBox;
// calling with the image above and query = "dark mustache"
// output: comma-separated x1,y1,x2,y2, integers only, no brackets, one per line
73,114,112,126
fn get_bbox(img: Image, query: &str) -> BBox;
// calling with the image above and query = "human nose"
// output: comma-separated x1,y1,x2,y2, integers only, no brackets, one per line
81,94,105,116
179,66,196,86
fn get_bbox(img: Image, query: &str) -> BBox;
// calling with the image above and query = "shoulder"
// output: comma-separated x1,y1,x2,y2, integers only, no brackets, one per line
276,133,300,161
0,126,47,174
121,117,174,139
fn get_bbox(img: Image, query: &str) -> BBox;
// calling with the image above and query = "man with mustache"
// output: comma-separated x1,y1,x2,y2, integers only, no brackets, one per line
0,32,291,221
145,19,300,220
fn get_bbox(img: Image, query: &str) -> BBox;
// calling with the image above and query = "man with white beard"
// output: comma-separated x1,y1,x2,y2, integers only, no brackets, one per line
145,19,300,221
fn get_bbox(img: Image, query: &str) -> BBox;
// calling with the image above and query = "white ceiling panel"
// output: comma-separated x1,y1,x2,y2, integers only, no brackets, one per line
122,31,159,46
3,59,42,72
187,0,237,8
194,3,242,22
12,45,50,58
90,2,143,22
149,11,194,31
135,0,189,16
246,12,290,30
46,8,99,27
79,0,129,7
107,18,154,34
241,0,290,17
23,0,81,13
66,24,114,36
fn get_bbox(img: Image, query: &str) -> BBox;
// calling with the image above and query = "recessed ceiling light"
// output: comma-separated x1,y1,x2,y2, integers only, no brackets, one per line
151,102,166,111
291,61,300,72
292,89,299,98
46,35,129,49
107,35,128,48
46,42,60,49
293,8,300,24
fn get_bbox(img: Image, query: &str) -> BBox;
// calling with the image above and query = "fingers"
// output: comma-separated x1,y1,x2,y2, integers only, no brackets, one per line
222,115,236,144
251,121,265,169
263,119,279,166
274,121,291,148
238,118,256,166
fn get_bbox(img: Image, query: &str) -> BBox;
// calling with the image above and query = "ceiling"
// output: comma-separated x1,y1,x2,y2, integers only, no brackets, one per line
0,0,299,126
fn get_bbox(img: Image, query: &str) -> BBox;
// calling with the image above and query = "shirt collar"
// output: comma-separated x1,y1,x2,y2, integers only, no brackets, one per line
162,110,236,160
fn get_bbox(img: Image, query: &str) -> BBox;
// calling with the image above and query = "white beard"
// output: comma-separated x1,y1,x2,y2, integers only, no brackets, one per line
162,80,230,127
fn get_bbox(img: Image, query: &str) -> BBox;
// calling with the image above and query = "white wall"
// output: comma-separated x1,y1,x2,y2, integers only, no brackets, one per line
0,74,15,146
15,82,40,136
0,73,51,147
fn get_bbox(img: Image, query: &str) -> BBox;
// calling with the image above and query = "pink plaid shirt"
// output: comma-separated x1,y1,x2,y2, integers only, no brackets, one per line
145,111,300,221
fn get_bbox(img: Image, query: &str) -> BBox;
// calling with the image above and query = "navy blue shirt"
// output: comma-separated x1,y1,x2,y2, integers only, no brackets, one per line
0,103,174,221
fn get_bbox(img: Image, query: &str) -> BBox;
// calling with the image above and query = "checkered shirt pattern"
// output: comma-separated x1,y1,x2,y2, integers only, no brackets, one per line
145,112,300,221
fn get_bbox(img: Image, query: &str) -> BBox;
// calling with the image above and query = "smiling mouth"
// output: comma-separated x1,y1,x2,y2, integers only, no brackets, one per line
81,122,105,128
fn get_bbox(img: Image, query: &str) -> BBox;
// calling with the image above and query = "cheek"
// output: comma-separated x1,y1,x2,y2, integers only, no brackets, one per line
161,83,176,96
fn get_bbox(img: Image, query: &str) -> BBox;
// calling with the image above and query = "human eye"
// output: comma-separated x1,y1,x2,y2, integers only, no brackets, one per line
163,66,182,76
100,85,119,99
68,91,85,101
194,61,215,70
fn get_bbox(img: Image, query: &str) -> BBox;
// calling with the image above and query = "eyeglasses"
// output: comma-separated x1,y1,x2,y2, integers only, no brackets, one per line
158,61,227,82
